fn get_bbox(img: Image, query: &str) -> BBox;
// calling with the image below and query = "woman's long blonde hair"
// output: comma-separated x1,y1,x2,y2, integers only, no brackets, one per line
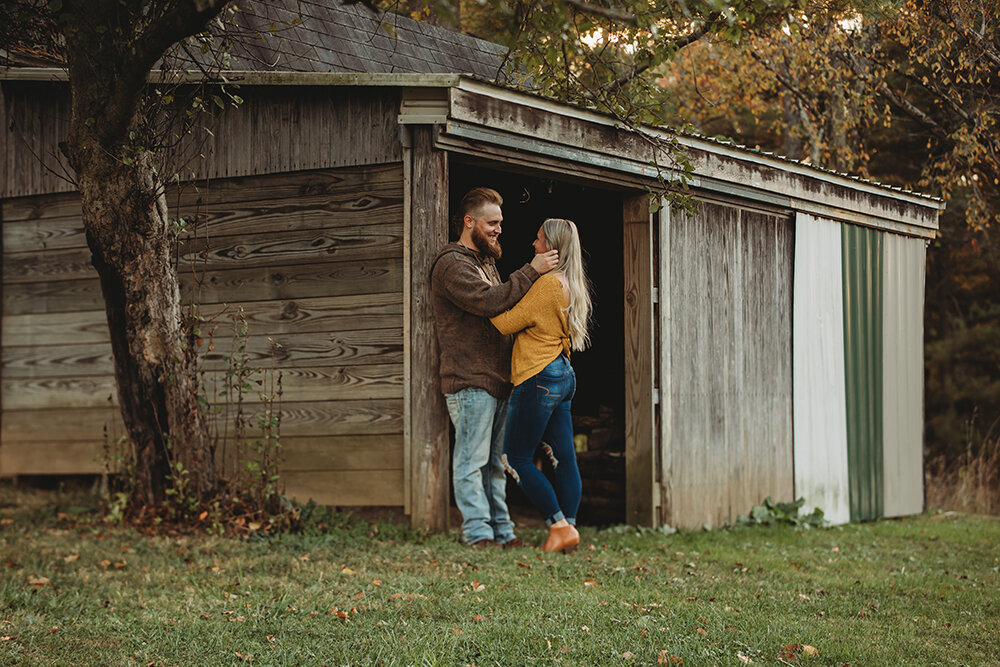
541,218,592,351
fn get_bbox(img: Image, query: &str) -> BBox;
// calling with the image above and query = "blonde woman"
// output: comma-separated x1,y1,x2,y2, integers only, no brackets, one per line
491,218,592,553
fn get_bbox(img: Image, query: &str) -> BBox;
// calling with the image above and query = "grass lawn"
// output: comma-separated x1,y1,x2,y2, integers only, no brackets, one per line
1,485,998,666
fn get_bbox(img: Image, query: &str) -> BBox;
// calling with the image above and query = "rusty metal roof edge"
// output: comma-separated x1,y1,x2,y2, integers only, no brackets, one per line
453,77,946,211
1,67,944,210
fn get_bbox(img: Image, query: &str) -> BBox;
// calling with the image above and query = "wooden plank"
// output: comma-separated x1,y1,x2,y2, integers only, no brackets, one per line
0,164,405,224
623,193,655,527
0,441,108,475
3,257,404,316
1,84,402,199
2,328,403,379
3,293,402,346
3,363,404,410
402,126,413,515
278,435,403,471
282,469,405,507
0,435,403,478
657,201,673,528
3,399,404,442
2,178,404,253
408,125,450,532
4,223,403,284
668,203,794,530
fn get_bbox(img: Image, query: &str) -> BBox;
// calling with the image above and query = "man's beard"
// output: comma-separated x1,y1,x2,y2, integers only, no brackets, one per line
472,225,502,260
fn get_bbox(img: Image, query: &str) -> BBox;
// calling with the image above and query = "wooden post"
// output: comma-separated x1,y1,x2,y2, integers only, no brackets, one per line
623,193,656,527
408,126,450,532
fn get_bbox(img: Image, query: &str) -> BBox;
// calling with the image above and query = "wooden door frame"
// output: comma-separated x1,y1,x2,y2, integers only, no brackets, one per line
623,193,659,527
406,125,450,532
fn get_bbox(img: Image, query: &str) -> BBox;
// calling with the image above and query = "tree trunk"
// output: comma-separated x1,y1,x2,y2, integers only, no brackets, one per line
70,139,215,506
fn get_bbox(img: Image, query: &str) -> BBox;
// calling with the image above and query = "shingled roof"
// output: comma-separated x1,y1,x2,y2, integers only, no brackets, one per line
212,0,507,79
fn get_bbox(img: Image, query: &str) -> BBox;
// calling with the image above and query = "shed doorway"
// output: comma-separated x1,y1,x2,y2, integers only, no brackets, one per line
449,161,627,526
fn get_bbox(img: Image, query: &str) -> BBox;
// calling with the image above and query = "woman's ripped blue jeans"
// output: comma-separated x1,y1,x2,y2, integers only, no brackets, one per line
501,354,581,526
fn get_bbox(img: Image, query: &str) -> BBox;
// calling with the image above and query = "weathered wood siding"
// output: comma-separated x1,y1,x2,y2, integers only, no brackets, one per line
792,213,851,525
665,201,794,529
1,163,406,507
0,83,402,198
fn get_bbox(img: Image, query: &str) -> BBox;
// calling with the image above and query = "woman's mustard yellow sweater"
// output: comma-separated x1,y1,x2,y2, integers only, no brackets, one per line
490,273,571,387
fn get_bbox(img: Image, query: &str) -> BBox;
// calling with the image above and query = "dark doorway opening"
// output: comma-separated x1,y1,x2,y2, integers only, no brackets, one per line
448,158,627,526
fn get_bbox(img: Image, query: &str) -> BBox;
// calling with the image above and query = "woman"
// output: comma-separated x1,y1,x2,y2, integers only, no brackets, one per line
491,218,592,553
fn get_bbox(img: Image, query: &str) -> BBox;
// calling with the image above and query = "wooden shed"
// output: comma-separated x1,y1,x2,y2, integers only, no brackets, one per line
0,3,942,529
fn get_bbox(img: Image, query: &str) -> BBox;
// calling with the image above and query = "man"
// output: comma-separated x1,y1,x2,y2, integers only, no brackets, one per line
431,187,559,546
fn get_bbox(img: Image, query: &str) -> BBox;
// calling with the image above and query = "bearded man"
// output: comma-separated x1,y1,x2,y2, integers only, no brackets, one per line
431,186,559,547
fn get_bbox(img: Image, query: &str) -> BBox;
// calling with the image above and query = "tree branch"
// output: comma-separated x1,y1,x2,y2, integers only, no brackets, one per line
562,0,638,25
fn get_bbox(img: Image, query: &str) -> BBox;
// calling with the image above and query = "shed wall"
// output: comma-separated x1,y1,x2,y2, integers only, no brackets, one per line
1,163,406,507
666,201,794,529
882,233,925,517
843,224,885,521
0,83,402,198
792,213,851,524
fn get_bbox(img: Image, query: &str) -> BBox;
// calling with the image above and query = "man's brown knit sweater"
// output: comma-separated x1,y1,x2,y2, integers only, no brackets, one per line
431,243,540,398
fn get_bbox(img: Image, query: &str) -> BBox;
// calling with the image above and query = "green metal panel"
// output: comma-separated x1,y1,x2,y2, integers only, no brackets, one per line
842,225,884,521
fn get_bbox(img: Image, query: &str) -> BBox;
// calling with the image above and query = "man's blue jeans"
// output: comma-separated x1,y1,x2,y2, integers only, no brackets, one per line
444,388,516,545
502,354,581,526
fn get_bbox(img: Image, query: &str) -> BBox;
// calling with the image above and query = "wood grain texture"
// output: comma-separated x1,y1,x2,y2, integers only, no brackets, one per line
2,258,403,315
2,328,402,378
3,364,403,409
623,194,656,527
667,202,794,529
408,126,450,531
2,164,404,253
3,399,403,442
3,224,403,284
1,83,402,199
3,293,402,346
282,469,404,507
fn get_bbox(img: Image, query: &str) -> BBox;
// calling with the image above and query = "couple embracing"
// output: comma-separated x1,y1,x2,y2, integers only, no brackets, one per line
431,187,592,553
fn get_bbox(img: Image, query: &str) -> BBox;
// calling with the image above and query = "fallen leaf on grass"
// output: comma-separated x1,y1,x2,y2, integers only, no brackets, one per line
353,591,365,599
581,625,590,633
472,615,486,622
802,645,818,656
516,561,531,569
470,581,485,592
200,613,212,620
622,651,634,659
737,652,754,664
0,518,14,525
695,628,708,636
28,576,50,588
657,652,683,665
298,554,310,562
267,635,276,643
341,567,355,575
372,579,382,586
63,554,79,563
582,578,597,587
1,636,15,642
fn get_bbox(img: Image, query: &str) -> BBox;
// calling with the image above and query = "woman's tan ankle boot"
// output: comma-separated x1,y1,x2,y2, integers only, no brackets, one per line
542,524,580,553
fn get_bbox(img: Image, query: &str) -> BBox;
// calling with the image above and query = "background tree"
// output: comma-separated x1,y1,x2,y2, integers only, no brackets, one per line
653,0,1000,460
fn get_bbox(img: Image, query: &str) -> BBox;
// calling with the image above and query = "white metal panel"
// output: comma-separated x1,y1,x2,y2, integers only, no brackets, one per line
793,213,851,524
882,234,926,517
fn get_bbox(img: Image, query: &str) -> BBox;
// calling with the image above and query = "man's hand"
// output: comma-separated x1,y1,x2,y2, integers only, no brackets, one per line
530,249,559,274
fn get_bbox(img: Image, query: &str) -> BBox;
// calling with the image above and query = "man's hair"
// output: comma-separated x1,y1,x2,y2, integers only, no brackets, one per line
453,187,503,237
